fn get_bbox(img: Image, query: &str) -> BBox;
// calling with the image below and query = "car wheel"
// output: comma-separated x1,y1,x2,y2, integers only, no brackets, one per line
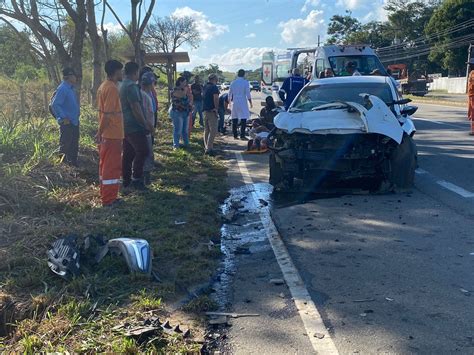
269,152,283,187
389,134,417,189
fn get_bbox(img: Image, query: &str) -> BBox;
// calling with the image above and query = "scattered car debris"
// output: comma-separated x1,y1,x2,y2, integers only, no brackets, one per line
353,298,375,303
259,199,269,206
313,332,325,339
208,316,229,325
205,312,260,318
174,220,187,225
121,317,191,339
46,235,81,279
460,288,471,296
269,278,285,285
385,297,394,302
95,237,152,274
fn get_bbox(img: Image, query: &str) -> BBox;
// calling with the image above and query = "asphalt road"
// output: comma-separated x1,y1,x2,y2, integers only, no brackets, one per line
219,92,474,354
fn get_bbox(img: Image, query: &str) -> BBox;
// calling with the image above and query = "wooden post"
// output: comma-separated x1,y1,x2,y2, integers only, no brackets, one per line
43,84,49,113
19,85,26,116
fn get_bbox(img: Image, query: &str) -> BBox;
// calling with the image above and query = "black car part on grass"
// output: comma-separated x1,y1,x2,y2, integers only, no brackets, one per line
46,234,81,279
47,235,153,279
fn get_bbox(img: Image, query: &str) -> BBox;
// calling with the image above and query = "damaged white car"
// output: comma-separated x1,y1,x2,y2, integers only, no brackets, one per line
269,76,418,192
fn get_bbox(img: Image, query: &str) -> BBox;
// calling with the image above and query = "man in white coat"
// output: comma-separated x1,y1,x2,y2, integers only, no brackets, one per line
229,69,252,139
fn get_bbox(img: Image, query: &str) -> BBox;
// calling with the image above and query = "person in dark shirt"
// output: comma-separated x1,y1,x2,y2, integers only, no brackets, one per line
202,74,220,156
191,77,204,127
120,61,153,190
218,93,230,134
259,96,278,130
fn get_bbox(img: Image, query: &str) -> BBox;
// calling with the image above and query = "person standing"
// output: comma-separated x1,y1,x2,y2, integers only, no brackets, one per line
169,77,192,149
229,69,252,139
468,63,474,135
120,61,153,190
51,68,80,166
218,92,230,134
96,60,124,207
202,74,220,156
140,72,157,185
278,68,307,110
191,76,204,127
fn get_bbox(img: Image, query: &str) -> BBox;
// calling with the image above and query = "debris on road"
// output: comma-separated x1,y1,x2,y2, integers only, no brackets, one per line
460,288,471,296
313,332,326,339
208,316,229,325
385,297,394,302
209,312,259,319
353,298,375,303
269,278,285,285
259,198,269,206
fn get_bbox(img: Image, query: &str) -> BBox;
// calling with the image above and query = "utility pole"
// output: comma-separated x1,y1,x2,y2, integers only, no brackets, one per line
317,35,320,47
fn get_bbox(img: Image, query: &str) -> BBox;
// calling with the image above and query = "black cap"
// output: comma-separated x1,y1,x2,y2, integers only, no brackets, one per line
181,71,193,79
62,68,76,77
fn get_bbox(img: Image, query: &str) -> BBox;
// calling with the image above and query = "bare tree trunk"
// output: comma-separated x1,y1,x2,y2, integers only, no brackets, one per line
86,0,104,107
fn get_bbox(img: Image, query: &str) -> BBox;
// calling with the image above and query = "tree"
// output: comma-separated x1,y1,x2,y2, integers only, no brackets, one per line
105,0,155,66
385,0,439,43
144,15,201,93
326,11,361,45
192,64,225,83
425,0,474,76
144,15,200,53
0,0,88,94
0,25,38,78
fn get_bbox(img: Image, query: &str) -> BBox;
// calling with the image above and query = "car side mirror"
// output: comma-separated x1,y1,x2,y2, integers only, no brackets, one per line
392,98,412,105
400,105,418,116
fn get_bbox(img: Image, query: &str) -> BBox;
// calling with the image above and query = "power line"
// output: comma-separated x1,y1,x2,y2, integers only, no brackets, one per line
376,18,474,54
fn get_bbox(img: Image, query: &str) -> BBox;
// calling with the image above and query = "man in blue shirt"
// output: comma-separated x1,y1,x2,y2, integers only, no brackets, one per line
51,68,80,166
278,68,308,110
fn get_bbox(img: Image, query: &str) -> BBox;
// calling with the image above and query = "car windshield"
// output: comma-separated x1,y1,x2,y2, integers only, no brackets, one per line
250,81,259,85
328,55,386,76
291,83,393,112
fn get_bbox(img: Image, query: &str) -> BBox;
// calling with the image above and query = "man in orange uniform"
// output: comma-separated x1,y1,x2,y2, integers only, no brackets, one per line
468,62,474,135
96,60,124,207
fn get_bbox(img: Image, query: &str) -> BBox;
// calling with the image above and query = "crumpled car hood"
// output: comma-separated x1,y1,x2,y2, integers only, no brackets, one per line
275,95,404,144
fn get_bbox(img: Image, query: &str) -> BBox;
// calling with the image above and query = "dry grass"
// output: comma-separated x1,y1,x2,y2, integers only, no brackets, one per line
0,88,228,352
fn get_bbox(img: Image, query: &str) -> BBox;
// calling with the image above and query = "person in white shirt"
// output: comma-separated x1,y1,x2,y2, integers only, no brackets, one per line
229,69,252,139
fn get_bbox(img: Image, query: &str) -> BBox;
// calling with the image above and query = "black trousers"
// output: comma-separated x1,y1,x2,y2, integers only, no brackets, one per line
59,124,79,166
232,119,247,138
122,131,149,186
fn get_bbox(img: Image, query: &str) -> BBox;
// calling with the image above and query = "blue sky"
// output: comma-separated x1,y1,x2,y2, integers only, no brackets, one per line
104,0,389,71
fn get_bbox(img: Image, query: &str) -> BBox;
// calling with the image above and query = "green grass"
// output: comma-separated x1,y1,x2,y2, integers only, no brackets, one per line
0,85,228,352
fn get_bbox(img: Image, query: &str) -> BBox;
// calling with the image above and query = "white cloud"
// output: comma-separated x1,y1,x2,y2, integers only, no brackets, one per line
301,0,320,12
245,33,256,38
278,10,325,46
102,22,123,34
172,7,229,41
254,18,264,24
336,0,360,10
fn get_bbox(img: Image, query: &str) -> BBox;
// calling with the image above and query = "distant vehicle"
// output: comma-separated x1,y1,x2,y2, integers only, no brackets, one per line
269,76,417,193
387,64,428,96
262,45,388,106
220,82,230,90
249,81,261,92
313,45,388,78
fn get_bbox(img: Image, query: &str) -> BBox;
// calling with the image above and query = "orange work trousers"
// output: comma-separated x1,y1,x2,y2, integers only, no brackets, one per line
469,95,474,120
99,138,122,206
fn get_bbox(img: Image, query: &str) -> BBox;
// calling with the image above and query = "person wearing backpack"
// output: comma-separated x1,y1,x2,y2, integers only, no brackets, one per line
51,68,81,166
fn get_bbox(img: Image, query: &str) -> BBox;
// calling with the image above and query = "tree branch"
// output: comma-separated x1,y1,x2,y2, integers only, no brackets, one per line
104,0,131,37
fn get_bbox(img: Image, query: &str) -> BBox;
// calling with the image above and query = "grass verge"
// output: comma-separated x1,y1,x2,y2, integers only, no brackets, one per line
0,94,228,352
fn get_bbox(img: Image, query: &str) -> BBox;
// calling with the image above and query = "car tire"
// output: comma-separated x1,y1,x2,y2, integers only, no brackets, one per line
269,152,283,187
389,134,417,189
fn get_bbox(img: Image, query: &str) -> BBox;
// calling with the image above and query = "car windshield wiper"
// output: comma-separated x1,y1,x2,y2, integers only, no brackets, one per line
311,102,350,111
288,107,304,112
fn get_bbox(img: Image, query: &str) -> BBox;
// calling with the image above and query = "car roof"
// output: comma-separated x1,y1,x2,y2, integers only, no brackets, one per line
309,76,390,86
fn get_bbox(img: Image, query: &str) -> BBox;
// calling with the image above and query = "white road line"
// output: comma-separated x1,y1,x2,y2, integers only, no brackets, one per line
235,152,339,355
416,169,474,198
413,117,466,129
